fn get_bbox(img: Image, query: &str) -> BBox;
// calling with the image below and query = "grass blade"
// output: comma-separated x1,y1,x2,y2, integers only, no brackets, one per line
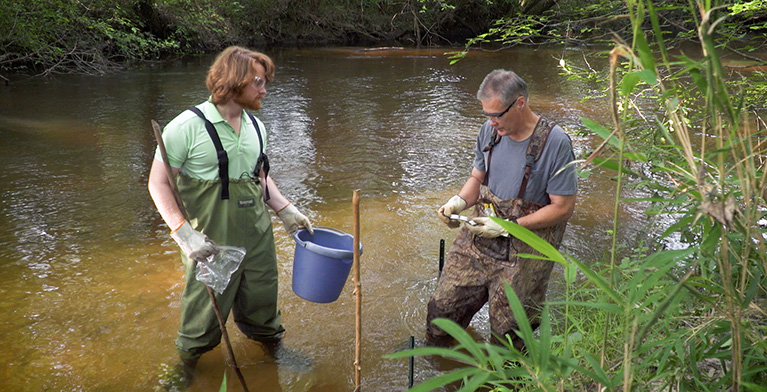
491,217,566,265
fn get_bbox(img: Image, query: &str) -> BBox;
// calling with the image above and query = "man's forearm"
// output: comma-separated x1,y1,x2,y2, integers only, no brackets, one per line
517,194,575,230
457,168,486,207
148,158,186,231
263,175,291,212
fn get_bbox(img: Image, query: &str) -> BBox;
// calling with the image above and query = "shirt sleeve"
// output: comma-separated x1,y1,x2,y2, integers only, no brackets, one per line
545,128,577,196
154,113,193,169
472,121,493,172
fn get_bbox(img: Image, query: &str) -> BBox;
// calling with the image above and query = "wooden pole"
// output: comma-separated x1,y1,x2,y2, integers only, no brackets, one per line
152,120,249,392
207,285,249,392
352,189,362,391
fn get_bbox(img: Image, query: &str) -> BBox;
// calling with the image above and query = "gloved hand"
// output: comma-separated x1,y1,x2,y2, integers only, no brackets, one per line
438,195,467,228
466,217,510,238
170,220,219,262
277,203,314,235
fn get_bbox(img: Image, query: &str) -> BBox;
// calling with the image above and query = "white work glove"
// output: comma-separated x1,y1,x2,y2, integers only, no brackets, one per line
466,217,510,238
170,220,219,262
277,203,314,235
438,195,467,228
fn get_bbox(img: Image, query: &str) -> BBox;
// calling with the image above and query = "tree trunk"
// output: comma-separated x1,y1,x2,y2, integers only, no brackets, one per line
412,3,421,48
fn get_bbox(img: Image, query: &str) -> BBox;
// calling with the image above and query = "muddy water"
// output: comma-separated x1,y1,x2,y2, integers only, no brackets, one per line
0,46,643,391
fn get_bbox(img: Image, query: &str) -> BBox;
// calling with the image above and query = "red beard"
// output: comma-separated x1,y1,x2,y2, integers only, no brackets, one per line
234,92,262,111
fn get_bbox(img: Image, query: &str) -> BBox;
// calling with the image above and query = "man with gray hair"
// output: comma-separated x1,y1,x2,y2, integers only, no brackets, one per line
427,69,577,350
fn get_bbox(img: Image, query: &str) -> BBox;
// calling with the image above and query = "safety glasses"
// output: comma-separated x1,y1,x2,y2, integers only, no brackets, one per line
481,96,519,118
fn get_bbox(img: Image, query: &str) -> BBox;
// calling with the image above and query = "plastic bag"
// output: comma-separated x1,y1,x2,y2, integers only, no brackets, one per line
195,246,246,294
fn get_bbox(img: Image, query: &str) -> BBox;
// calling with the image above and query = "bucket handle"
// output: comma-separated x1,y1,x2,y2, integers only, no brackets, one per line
306,226,349,237
292,226,362,260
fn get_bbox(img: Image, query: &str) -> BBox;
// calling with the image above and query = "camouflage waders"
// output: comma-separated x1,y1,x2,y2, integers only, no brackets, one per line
427,116,568,348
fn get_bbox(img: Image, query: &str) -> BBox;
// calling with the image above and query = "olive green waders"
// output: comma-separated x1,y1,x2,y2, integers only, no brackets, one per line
175,175,284,361
427,116,569,349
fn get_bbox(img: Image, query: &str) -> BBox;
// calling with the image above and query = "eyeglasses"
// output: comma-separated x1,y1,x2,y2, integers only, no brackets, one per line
252,76,266,90
481,96,519,118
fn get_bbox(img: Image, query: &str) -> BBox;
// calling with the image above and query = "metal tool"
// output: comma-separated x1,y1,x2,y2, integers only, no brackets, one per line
449,214,477,226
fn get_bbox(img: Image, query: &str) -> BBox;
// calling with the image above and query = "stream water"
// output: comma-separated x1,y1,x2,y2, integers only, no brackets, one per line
0,46,652,391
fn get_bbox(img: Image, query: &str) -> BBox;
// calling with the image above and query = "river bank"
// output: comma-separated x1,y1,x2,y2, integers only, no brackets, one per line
7,0,765,79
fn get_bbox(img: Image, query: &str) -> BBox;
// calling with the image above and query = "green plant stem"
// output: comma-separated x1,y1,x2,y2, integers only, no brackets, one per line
561,262,572,392
622,317,638,392
599,31,631,383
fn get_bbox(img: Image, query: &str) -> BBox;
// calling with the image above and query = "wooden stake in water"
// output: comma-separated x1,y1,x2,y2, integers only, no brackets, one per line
352,189,362,391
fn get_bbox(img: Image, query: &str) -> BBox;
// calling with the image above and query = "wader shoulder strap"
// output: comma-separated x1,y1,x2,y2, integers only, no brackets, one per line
188,107,230,200
246,113,271,201
481,131,502,186
518,116,556,199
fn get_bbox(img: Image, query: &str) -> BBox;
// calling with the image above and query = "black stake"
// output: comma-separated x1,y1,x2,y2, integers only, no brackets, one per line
408,335,415,388
438,239,445,276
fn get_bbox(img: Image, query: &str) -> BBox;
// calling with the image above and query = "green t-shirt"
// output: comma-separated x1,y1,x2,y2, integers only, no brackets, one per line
155,101,267,180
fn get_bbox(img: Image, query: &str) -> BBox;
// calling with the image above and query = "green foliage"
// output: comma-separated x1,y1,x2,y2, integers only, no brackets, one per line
731,71,767,110
729,0,767,31
0,0,178,74
490,217,567,266
5,0,762,75
452,0,767,61
388,285,580,392
451,0,634,51
0,0,523,74
580,2,767,386
487,14,556,46
154,0,237,51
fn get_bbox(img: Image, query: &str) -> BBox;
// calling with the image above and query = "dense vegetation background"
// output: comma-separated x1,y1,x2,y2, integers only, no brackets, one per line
1,0,766,77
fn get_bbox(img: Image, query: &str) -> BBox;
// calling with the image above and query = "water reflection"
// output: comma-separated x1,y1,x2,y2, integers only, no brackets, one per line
0,46,637,391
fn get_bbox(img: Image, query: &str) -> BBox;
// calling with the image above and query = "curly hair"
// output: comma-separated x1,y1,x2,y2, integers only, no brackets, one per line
206,46,275,105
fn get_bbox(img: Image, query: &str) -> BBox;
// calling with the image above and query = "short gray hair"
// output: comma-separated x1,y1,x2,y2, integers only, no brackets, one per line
476,69,528,106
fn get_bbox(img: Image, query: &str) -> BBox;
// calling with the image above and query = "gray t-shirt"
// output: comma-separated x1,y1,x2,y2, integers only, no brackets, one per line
473,118,577,205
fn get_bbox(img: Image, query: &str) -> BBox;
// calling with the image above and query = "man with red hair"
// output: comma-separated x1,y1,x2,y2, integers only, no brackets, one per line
148,46,313,381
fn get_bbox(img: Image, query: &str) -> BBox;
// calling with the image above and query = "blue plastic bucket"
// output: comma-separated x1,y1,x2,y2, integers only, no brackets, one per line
292,227,363,303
